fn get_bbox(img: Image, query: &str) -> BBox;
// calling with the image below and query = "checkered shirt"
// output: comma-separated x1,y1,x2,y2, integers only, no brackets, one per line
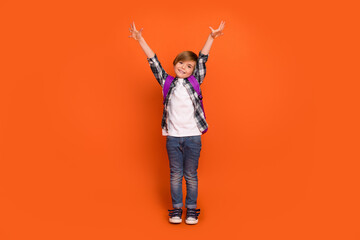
147,51,209,133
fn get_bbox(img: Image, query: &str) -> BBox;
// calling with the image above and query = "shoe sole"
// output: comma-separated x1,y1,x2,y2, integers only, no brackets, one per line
185,219,198,225
169,218,182,224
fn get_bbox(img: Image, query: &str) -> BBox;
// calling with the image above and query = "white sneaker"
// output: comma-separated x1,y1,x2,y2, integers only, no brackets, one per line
168,208,183,224
185,208,200,225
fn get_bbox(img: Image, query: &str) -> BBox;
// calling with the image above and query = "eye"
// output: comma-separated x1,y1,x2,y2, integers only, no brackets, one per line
179,61,183,64
188,65,192,68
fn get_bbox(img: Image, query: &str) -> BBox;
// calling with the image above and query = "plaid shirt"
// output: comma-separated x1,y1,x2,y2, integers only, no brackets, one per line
147,51,209,133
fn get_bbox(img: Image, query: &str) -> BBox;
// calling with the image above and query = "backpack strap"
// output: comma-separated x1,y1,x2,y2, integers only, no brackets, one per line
187,75,202,100
188,75,206,119
163,75,175,104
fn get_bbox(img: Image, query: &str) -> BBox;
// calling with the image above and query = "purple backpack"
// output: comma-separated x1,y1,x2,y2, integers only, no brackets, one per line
163,75,206,119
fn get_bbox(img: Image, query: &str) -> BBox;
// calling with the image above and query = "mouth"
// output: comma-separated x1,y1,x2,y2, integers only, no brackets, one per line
178,69,186,74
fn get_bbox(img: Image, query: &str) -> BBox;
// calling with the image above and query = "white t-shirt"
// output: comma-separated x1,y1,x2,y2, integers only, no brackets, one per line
162,78,202,136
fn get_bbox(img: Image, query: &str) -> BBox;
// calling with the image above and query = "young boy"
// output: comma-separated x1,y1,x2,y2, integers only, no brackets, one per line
129,21,225,224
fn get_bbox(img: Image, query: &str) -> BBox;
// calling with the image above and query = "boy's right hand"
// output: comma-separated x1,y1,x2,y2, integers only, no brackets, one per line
128,22,143,41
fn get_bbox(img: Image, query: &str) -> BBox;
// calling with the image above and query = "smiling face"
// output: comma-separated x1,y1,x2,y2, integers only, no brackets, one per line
173,51,198,79
174,60,196,79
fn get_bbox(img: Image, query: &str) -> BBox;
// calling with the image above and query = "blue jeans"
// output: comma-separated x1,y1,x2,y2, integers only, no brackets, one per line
166,135,202,209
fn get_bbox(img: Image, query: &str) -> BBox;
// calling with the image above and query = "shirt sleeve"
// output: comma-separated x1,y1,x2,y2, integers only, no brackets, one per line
147,54,168,88
192,51,209,85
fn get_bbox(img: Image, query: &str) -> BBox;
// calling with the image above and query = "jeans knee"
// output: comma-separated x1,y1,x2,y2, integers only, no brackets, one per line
184,171,198,183
170,171,183,182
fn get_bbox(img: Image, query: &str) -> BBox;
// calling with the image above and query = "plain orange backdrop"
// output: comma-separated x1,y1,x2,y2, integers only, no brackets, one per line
1,0,359,239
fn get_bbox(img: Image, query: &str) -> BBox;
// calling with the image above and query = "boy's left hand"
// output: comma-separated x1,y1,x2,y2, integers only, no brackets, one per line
209,21,226,39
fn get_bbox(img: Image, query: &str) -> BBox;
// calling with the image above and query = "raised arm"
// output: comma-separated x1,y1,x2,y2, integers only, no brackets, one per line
129,22,168,86
200,21,226,55
129,22,155,59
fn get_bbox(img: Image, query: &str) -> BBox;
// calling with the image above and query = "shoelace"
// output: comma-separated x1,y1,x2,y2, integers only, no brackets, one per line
168,208,183,217
186,208,200,218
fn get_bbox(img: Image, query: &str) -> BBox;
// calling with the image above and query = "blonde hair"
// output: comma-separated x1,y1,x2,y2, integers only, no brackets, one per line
173,51,198,65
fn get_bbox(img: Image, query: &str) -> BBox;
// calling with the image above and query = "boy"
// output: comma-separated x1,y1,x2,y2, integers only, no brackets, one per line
129,21,225,224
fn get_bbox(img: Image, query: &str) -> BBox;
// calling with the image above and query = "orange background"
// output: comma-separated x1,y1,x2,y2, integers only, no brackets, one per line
0,0,359,239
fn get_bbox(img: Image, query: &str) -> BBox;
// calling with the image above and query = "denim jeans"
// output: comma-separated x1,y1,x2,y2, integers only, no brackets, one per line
166,135,202,209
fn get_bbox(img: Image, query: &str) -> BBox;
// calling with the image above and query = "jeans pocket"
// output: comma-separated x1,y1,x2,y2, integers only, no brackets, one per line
166,136,178,147
188,135,202,145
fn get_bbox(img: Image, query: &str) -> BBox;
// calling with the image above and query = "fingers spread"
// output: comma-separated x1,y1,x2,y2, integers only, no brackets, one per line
219,21,225,30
